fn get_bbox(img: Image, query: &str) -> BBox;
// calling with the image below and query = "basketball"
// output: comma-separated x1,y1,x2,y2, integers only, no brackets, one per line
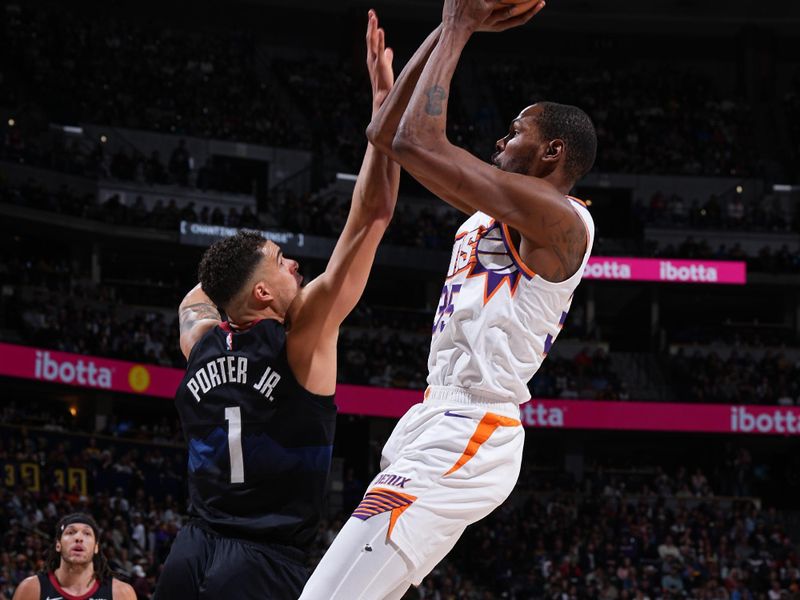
3,1,797,599
495,0,545,19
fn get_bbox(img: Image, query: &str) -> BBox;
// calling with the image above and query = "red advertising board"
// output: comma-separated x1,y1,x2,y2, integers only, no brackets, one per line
1,343,795,435
583,257,746,284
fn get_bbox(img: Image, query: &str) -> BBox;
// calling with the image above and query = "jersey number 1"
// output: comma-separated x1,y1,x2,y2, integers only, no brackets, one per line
224,406,244,484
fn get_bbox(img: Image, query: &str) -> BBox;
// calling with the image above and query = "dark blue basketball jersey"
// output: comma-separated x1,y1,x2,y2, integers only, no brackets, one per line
175,319,336,551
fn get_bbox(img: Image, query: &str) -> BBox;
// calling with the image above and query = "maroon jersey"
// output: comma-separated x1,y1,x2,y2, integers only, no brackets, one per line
37,572,114,600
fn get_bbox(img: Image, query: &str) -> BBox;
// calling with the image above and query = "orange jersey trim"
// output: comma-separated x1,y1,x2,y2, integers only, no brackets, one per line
467,263,523,305
567,197,591,258
352,487,418,542
388,503,413,540
500,223,536,278
444,412,521,476
567,195,588,207
446,224,487,281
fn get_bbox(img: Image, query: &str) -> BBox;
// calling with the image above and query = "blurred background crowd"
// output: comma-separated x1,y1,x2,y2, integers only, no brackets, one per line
2,0,800,597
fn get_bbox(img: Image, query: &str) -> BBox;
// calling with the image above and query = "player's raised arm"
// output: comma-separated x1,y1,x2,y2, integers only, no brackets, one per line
384,0,592,282
178,283,222,359
367,3,541,157
391,0,554,229
366,20,442,160
284,12,400,395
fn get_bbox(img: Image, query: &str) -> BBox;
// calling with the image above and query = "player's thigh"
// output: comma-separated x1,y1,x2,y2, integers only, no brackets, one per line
153,523,212,600
301,513,415,600
201,538,308,600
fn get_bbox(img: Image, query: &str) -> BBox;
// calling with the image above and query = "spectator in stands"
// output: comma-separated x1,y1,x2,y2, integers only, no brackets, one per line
0,417,798,600
167,140,191,186
658,535,682,563
144,152,168,186
11,513,136,600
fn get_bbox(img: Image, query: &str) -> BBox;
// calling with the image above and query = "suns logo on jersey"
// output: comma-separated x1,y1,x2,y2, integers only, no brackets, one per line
434,220,529,334
463,222,524,304
445,224,485,279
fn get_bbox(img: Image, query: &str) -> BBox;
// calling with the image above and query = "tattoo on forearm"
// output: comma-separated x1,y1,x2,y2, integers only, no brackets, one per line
179,302,221,332
424,85,447,116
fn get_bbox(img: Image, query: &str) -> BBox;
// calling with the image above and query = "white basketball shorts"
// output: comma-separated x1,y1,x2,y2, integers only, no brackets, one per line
352,385,525,585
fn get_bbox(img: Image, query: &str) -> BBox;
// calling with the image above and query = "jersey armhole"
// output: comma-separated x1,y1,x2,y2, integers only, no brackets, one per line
184,324,220,368
529,198,594,288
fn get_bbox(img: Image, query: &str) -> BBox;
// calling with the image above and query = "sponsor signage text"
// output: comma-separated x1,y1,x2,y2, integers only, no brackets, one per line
2,343,791,435
583,256,746,284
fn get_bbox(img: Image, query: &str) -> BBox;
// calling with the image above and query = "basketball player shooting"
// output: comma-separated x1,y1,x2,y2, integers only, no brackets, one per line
302,1,597,598
152,15,400,600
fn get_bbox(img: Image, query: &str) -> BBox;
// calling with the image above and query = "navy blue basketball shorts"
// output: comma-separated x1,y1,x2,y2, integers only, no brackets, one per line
153,521,309,600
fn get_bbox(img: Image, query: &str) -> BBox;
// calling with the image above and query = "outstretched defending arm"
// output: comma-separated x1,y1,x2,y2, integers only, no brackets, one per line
366,22,442,158
367,5,540,215
285,12,401,395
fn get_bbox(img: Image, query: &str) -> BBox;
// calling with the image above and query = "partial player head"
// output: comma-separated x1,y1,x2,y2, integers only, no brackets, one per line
198,231,302,319
46,513,111,580
492,101,597,186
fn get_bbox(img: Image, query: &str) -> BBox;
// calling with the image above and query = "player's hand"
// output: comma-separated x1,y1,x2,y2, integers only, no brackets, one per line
478,0,545,32
442,0,499,32
366,10,394,113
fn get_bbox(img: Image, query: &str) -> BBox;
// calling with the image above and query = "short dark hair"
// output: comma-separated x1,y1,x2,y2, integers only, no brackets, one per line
45,513,113,583
198,231,266,310
536,102,597,182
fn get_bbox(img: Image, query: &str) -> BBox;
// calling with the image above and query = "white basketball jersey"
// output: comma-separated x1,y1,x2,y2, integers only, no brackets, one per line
427,197,595,403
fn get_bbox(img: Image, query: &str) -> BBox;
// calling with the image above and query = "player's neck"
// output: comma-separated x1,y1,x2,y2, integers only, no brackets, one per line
226,293,285,327
228,306,283,328
539,171,573,196
54,561,96,592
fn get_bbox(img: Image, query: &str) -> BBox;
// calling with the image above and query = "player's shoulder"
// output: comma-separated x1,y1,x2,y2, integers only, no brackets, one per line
184,320,223,363
566,195,595,231
112,577,137,600
11,575,40,600
566,194,588,208
241,318,286,352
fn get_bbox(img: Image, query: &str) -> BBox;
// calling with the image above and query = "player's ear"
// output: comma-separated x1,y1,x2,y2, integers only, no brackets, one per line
253,280,274,304
543,138,564,161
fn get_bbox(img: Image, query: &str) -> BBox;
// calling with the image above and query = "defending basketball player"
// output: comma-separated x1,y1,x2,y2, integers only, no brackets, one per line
12,513,136,600
301,1,596,598
152,15,400,600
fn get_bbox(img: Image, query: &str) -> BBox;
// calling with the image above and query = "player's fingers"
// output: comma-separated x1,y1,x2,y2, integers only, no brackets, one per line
378,27,385,53
384,47,395,82
484,0,536,27
494,0,545,29
372,22,385,62
366,10,375,42
510,1,544,26
483,11,507,27
366,12,376,59
502,0,540,19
